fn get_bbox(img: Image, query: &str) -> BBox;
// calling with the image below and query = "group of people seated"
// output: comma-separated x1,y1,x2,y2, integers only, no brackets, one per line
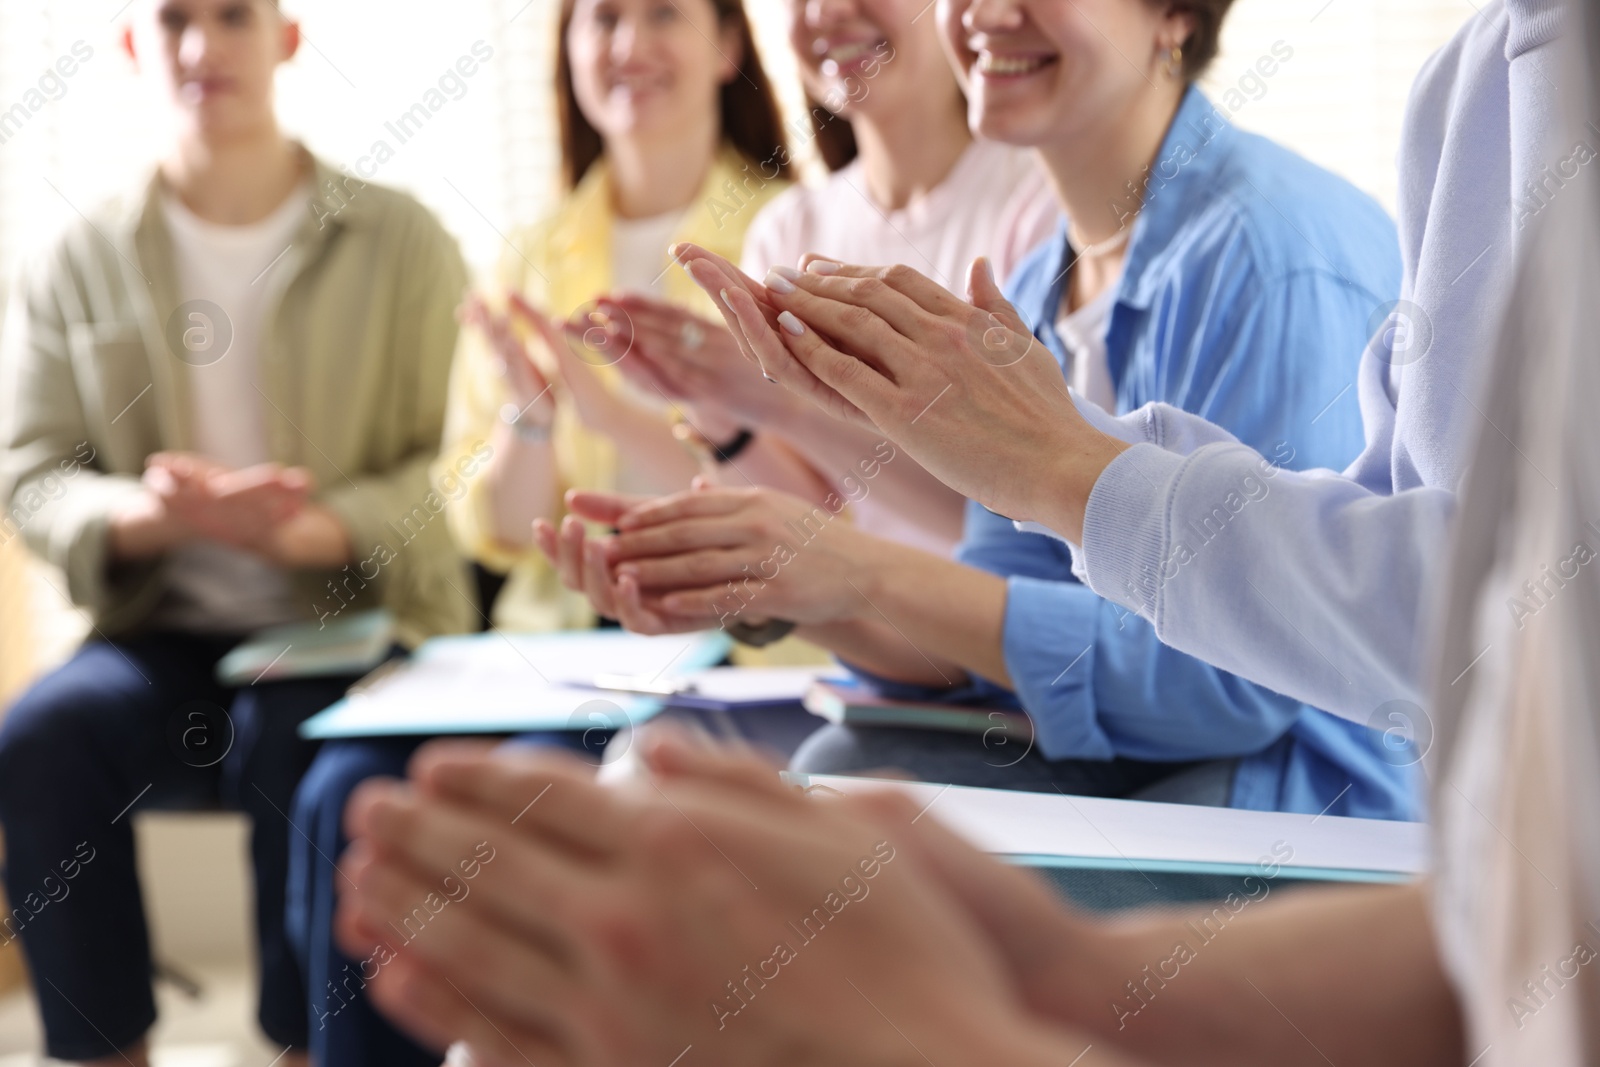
0,0,1593,1063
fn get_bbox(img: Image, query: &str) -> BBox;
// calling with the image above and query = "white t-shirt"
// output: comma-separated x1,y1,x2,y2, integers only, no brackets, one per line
610,209,686,297
1054,279,1119,414
609,209,687,497
153,182,311,635
742,140,1058,555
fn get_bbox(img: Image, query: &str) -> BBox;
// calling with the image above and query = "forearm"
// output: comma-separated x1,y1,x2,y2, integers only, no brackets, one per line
268,503,353,569
480,422,563,548
702,434,836,503
587,394,698,494
770,404,966,544
1042,882,1462,1066
799,546,1011,688
798,616,969,688
106,490,191,560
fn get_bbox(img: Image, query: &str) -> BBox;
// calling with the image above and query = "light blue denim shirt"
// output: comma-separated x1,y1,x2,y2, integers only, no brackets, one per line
863,87,1417,820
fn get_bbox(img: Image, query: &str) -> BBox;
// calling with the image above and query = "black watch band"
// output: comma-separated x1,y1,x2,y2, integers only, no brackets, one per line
712,428,756,464
724,617,796,648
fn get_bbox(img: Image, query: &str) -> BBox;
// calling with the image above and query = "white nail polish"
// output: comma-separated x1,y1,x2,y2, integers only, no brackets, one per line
806,259,843,275
765,267,799,294
778,311,805,336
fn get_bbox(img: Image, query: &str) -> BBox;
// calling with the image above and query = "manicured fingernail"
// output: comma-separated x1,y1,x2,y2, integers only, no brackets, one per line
981,257,997,287
806,259,842,275
765,267,800,294
778,311,806,336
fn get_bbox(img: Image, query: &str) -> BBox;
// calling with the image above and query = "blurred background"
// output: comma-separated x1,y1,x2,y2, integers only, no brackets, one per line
0,0,1478,1061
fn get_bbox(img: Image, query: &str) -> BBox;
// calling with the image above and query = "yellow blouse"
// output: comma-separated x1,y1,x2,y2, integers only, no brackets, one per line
437,146,788,631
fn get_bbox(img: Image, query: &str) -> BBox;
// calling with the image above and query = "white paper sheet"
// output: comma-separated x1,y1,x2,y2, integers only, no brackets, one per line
785,774,1428,880
300,630,731,739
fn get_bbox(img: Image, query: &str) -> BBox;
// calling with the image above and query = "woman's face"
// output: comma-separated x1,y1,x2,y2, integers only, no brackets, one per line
786,0,961,121
567,0,739,147
937,0,1191,147
126,0,295,143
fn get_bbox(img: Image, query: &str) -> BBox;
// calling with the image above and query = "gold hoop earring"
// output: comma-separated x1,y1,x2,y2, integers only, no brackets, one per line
1166,45,1185,79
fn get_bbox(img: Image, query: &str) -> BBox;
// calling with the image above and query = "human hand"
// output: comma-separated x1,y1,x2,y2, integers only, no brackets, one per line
596,292,807,430
593,484,884,629
143,453,313,549
461,295,558,427
671,243,874,429
635,730,1106,1028
335,738,1105,1067
531,490,722,635
689,252,1130,536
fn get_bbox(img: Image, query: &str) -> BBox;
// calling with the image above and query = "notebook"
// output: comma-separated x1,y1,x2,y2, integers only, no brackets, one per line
216,609,396,687
298,628,732,740
802,679,1033,740
782,774,1428,884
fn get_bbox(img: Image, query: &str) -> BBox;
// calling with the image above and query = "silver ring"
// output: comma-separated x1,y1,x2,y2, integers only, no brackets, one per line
680,321,705,350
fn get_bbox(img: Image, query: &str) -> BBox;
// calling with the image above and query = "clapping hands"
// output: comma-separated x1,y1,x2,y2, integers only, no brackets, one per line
128,451,350,569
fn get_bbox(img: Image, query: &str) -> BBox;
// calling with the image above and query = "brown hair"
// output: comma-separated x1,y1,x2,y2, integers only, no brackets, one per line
556,0,792,190
808,97,859,173
1169,0,1237,80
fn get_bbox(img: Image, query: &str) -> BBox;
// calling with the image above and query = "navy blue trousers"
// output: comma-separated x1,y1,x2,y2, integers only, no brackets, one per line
0,632,351,1060
288,731,602,1067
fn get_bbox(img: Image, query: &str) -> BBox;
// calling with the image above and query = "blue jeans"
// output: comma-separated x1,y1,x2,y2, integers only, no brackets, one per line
286,704,823,1065
287,730,604,1067
0,632,351,1060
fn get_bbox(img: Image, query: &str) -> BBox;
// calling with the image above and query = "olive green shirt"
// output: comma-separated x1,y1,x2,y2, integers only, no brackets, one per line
0,153,475,645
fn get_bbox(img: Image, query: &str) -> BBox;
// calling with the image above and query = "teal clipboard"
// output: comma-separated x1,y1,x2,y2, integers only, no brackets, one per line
299,628,733,740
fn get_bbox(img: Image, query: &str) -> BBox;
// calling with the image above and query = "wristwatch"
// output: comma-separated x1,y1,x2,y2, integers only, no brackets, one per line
500,401,552,443
673,422,755,465
724,617,797,647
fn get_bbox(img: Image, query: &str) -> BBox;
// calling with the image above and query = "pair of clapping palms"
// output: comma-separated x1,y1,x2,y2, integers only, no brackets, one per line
524,245,1125,637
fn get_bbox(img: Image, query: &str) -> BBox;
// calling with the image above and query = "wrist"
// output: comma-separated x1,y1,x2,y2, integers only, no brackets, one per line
1033,435,1129,544
107,490,191,559
834,525,899,623
266,504,353,569
499,401,554,445
907,993,1103,1067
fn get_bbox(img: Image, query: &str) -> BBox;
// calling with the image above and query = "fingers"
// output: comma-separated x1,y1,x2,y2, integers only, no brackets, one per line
965,256,1037,365
613,487,748,532
686,263,774,379
607,517,754,561
636,729,795,803
410,742,631,857
723,286,873,428
532,518,561,574
552,516,586,591
507,291,567,355
582,538,623,619
761,284,909,385
344,781,599,957
612,346,685,400
671,243,771,308
766,265,929,340
613,573,712,635
565,489,651,526
656,584,747,618
614,550,751,592
797,258,970,318
754,299,897,427
361,949,569,1067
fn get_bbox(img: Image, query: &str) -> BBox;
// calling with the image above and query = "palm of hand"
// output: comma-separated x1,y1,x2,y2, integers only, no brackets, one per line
552,789,1019,1067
